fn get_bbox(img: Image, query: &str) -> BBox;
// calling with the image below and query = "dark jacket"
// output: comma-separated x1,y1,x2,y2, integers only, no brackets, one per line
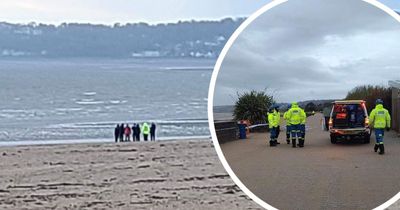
150,123,156,134
114,125,120,137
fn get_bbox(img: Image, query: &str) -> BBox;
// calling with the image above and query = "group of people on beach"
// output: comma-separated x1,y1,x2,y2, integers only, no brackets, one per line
114,122,156,142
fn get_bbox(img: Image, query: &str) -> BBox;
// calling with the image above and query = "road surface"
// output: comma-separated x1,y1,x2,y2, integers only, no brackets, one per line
221,113,400,210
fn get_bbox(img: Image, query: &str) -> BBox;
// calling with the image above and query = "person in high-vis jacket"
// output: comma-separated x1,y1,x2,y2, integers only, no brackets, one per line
369,99,391,155
286,102,306,148
267,106,280,147
283,108,291,144
142,122,150,141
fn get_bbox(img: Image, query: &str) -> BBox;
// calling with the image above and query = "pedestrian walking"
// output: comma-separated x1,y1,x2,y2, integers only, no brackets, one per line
286,102,306,148
150,122,156,141
119,124,125,142
369,99,391,155
135,123,141,141
267,106,280,147
114,124,120,142
142,122,150,141
124,125,131,142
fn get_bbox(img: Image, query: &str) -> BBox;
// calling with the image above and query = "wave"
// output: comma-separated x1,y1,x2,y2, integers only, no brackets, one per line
0,135,211,147
75,100,105,105
160,66,213,71
55,108,83,112
109,100,127,104
83,92,97,96
47,119,209,129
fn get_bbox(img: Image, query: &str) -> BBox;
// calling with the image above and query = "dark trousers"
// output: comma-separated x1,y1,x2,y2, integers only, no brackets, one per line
151,133,155,141
286,125,291,140
144,134,148,141
291,124,301,139
300,124,305,140
136,134,140,141
115,136,118,142
276,125,280,139
270,127,278,140
375,128,384,144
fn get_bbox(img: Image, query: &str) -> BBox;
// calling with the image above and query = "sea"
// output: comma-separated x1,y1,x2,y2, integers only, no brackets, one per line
0,58,214,145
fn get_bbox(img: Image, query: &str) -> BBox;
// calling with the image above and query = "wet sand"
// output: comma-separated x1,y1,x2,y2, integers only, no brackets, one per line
0,140,260,209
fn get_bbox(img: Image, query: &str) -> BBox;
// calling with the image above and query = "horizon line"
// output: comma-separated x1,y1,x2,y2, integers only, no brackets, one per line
0,16,247,27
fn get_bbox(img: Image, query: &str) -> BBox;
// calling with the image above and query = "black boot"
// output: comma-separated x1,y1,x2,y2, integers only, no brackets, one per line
379,144,385,155
286,139,290,144
299,140,304,147
374,144,379,152
292,139,296,148
269,140,274,147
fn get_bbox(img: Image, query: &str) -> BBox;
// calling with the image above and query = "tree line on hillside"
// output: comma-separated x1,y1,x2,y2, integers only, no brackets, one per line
345,85,392,114
0,18,244,58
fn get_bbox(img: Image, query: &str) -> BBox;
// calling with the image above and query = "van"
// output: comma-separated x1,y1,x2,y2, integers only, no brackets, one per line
328,100,371,144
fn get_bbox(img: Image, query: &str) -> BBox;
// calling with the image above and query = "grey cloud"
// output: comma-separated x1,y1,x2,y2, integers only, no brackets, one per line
213,0,400,105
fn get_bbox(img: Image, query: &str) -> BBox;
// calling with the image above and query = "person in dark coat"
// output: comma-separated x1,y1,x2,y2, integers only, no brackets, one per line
114,124,120,142
150,123,156,141
132,123,137,141
119,124,125,142
135,123,141,141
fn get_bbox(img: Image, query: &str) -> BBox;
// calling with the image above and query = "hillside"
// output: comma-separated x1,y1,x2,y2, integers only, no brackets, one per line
0,18,244,58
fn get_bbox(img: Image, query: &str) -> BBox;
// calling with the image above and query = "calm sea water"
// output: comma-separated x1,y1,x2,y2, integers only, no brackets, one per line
0,58,214,143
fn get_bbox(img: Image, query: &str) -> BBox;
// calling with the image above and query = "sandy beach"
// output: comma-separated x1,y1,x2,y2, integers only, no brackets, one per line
0,140,260,210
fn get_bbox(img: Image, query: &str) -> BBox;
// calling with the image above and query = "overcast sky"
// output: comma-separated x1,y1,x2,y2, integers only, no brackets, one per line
0,0,268,25
213,0,400,105
0,0,398,25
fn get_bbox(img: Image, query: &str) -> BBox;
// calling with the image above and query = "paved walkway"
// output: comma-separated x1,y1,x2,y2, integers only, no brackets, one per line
221,113,400,210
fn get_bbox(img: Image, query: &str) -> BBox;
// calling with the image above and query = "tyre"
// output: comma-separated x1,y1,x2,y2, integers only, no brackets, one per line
330,135,337,144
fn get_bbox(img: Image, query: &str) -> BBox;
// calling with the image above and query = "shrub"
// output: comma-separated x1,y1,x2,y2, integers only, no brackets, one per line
233,90,275,124
345,85,392,114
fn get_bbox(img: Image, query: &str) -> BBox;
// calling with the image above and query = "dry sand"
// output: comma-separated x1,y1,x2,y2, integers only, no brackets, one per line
0,140,260,210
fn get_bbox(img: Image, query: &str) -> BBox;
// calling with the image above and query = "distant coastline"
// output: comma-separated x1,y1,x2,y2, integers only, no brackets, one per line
0,18,244,59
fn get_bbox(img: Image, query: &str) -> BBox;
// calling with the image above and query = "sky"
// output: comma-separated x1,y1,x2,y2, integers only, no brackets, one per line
0,0,269,25
0,0,398,25
213,0,400,105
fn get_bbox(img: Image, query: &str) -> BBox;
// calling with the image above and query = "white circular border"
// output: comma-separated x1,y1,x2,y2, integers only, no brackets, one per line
207,0,400,209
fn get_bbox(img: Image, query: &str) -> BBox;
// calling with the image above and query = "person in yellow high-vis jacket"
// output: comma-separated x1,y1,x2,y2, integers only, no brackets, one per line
141,122,150,141
286,102,306,148
267,106,280,147
369,99,391,155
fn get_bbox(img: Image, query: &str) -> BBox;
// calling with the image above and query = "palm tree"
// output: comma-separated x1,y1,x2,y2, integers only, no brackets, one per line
233,90,275,124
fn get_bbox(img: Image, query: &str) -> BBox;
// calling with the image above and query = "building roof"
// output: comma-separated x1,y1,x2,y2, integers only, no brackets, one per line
389,80,400,89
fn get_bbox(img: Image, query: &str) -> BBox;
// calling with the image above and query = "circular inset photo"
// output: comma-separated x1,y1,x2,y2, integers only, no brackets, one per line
209,0,400,209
